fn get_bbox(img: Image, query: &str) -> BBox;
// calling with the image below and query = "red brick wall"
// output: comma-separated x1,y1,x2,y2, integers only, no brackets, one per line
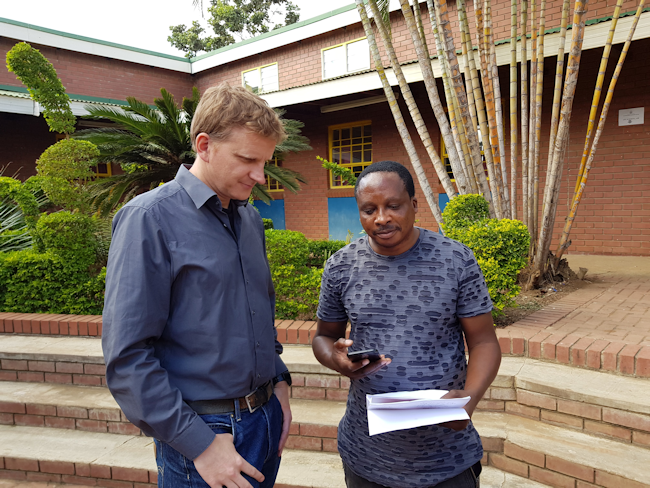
0,38,193,103
195,0,641,94
279,37,650,256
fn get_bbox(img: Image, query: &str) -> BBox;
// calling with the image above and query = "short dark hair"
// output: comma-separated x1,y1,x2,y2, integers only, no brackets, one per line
354,160,415,198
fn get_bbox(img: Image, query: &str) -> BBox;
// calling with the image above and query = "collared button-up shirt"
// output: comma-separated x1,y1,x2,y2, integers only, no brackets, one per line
102,165,286,460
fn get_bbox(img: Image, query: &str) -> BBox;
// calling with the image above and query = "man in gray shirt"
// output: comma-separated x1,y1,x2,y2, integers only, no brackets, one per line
102,84,292,488
313,161,501,488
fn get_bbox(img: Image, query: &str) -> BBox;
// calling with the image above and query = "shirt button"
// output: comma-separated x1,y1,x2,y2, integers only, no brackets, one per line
223,224,227,227
251,310,256,315
256,342,260,347
257,374,261,378
246,280,250,284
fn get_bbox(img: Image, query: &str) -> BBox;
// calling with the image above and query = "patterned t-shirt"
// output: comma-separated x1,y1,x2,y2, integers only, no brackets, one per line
317,228,493,488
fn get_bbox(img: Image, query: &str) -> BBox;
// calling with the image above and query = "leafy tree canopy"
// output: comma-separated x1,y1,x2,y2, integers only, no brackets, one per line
6,42,76,134
169,0,300,57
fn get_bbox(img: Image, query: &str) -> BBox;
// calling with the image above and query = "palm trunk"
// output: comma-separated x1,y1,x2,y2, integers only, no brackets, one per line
459,0,496,205
433,0,486,198
485,1,510,217
354,0,445,223
428,0,474,194
475,0,506,219
521,0,530,229
572,0,625,197
534,0,589,280
399,0,472,194
510,0,518,219
459,0,479,135
555,0,643,265
527,0,538,241
545,0,571,195
532,0,546,241
366,0,458,199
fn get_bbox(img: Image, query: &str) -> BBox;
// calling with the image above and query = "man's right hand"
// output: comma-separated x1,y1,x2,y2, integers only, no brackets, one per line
331,338,391,380
194,433,263,488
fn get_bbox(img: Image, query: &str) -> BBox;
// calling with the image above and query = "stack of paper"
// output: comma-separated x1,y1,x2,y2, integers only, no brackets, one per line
366,390,470,436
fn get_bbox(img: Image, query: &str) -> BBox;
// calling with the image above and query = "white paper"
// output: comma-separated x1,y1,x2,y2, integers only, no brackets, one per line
619,107,644,126
366,390,470,436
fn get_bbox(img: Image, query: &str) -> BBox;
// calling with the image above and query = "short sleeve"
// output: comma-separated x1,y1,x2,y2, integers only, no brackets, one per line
455,245,493,318
317,257,349,323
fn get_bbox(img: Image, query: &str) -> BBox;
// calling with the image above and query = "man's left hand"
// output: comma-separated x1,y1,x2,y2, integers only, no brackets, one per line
439,389,471,431
274,381,292,457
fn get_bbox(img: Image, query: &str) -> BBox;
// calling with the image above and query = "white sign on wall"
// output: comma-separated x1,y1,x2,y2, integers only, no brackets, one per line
618,107,644,126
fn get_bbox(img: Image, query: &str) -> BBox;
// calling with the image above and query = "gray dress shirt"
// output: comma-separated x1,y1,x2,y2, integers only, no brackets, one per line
102,165,286,460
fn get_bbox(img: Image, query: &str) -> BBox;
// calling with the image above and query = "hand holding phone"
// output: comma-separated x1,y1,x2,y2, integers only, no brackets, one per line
347,348,381,363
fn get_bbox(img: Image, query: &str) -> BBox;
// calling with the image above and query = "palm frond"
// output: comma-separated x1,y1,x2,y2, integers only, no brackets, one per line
252,184,272,205
263,164,307,194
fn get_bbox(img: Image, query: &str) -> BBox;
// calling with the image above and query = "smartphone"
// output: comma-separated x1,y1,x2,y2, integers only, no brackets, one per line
347,348,381,363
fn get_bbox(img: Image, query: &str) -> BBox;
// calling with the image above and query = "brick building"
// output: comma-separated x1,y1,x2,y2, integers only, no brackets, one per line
1,1,649,255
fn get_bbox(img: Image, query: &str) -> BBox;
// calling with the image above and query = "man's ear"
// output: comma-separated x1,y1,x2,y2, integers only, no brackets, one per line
195,133,211,162
412,197,418,214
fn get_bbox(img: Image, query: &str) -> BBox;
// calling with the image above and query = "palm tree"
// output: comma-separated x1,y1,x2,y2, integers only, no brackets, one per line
74,88,309,215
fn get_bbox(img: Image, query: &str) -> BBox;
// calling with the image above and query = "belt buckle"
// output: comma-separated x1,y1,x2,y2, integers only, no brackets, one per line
245,390,260,413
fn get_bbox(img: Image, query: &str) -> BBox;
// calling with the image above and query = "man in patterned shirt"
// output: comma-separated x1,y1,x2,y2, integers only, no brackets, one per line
312,161,501,488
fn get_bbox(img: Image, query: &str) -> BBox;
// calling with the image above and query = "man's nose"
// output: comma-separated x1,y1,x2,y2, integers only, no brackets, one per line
375,208,390,225
251,163,267,186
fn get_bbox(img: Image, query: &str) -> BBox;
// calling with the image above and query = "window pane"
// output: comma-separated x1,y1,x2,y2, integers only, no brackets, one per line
352,126,362,138
243,70,260,93
332,129,340,141
260,64,279,92
332,148,340,163
341,128,351,140
323,45,346,78
352,138,362,145
364,149,372,162
363,124,372,136
341,149,351,165
347,39,370,73
352,151,362,163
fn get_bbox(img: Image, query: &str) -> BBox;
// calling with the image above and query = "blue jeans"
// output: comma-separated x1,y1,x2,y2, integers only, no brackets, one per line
155,394,283,488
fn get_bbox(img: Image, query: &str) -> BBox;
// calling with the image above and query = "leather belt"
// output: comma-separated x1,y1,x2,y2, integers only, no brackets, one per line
187,381,273,415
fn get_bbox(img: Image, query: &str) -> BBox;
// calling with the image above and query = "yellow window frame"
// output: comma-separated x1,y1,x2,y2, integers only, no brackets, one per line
321,36,369,80
242,62,279,94
328,120,372,189
265,156,283,192
440,132,487,182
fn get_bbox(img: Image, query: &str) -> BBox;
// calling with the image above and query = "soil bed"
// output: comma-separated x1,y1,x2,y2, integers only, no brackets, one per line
494,276,593,327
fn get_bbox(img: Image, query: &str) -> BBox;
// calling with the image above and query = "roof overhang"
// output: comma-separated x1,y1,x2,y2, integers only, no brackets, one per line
260,10,650,109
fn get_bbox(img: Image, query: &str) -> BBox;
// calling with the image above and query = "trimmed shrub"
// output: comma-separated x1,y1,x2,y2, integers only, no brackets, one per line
265,229,309,268
306,239,346,267
442,195,530,316
265,229,347,320
263,218,274,230
0,211,104,314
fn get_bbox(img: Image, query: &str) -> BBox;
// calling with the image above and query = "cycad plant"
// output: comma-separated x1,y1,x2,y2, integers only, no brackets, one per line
75,87,309,215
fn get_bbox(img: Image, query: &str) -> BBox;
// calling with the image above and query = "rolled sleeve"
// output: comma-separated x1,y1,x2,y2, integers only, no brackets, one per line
102,206,214,460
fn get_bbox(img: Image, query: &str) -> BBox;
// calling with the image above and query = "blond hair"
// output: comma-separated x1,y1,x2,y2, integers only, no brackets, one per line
190,83,287,150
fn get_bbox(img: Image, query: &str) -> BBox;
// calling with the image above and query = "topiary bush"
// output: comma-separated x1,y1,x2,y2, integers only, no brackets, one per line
0,211,105,314
265,229,347,320
263,218,274,230
442,195,530,316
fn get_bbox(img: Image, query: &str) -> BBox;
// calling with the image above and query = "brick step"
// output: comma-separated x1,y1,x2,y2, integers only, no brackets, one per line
474,411,650,488
2,336,649,447
0,425,343,488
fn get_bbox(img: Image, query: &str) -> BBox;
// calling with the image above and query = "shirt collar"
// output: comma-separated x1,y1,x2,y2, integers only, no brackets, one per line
175,164,248,210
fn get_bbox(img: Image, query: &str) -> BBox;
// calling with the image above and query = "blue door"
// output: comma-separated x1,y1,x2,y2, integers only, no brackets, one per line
253,200,286,230
328,197,364,241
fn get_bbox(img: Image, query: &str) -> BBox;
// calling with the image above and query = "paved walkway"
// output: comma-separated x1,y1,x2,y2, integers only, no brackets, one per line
495,254,650,377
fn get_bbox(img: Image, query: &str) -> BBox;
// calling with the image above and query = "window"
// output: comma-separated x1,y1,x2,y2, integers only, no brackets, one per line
441,129,487,181
265,157,283,192
322,38,370,80
93,162,112,177
329,121,372,188
242,63,279,94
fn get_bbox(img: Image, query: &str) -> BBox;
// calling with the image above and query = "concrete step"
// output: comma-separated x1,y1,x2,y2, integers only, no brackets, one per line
474,411,650,488
3,337,649,449
0,425,343,488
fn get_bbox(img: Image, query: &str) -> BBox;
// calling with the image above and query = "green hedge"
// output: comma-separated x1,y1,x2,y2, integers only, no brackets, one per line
0,212,105,315
265,229,346,320
442,195,530,315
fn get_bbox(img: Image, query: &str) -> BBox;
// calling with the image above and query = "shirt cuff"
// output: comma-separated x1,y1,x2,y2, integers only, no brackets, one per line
167,414,216,460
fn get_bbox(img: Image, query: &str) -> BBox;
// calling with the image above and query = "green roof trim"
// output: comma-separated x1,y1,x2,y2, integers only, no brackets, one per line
0,17,189,63
0,84,129,107
190,3,358,61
